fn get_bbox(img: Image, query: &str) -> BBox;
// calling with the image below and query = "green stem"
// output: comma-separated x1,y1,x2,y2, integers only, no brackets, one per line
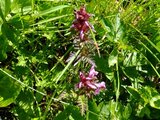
89,24,101,57
32,0,35,14
86,97,89,120
115,56,120,111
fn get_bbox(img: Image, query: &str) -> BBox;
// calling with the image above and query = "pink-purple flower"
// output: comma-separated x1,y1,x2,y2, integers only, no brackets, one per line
76,66,106,96
71,6,94,40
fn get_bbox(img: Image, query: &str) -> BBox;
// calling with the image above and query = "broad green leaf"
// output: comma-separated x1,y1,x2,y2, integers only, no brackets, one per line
0,96,3,101
94,56,114,81
115,14,120,34
155,35,160,50
55,105,84,120
122,67,138,81
108,48,118,67
11,0,31,13
1,23,16,43
109,100,123,119
88,100,99,120
36,5,69,16
126,86,140,99
150,96,160,109
122,67,144,83
114,14,123,42
66,105,84,120
0,0,11,18
123,103,132,119
13,89,36,120
54,109,68,120
108,101,132,119
139,86,159,104
99,103,110,119
0,6,5,22
137,105,151,118
0,69,21,107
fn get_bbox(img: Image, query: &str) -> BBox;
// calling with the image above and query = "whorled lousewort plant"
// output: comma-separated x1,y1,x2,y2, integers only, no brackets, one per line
68,6,106,97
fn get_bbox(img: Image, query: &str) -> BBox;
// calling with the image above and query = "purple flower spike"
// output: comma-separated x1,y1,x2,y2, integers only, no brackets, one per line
71,6,94,41
75,66,106,96
74,7,91,21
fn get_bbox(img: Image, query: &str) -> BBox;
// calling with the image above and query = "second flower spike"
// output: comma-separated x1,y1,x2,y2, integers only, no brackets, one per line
76,66,106,96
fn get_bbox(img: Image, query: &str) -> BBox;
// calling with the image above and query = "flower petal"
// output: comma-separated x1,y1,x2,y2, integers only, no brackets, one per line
80,30,84,40
88,66,98,78
86,81,97,89
94,89,100,95
95,82,106,89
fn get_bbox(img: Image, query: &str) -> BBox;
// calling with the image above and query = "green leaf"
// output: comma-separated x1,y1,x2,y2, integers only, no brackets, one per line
0,96,3,101
115,14,120,33
1,23,16,43
126,86,140,99
94,56,114,81
54,108,68,120
55,105,84,120
11,0,31,13
155,36,160,50
139,86,159,104
99,103,110,119
108,48,118,67
137,105,150,118
32,14,70,26
0,69,21,107
150,96,160,109
67,105,84,120
109,100,123,119
114,14,123,42
123,103,132,119
0,0,11,18
122,67,144,83
14,89,36,120
122,67,138,80
36,5,69,16
88,100,99,120
100,18,112,33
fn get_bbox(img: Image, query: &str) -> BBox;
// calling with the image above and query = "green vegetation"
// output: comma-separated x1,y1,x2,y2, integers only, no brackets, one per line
0,0,160,119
